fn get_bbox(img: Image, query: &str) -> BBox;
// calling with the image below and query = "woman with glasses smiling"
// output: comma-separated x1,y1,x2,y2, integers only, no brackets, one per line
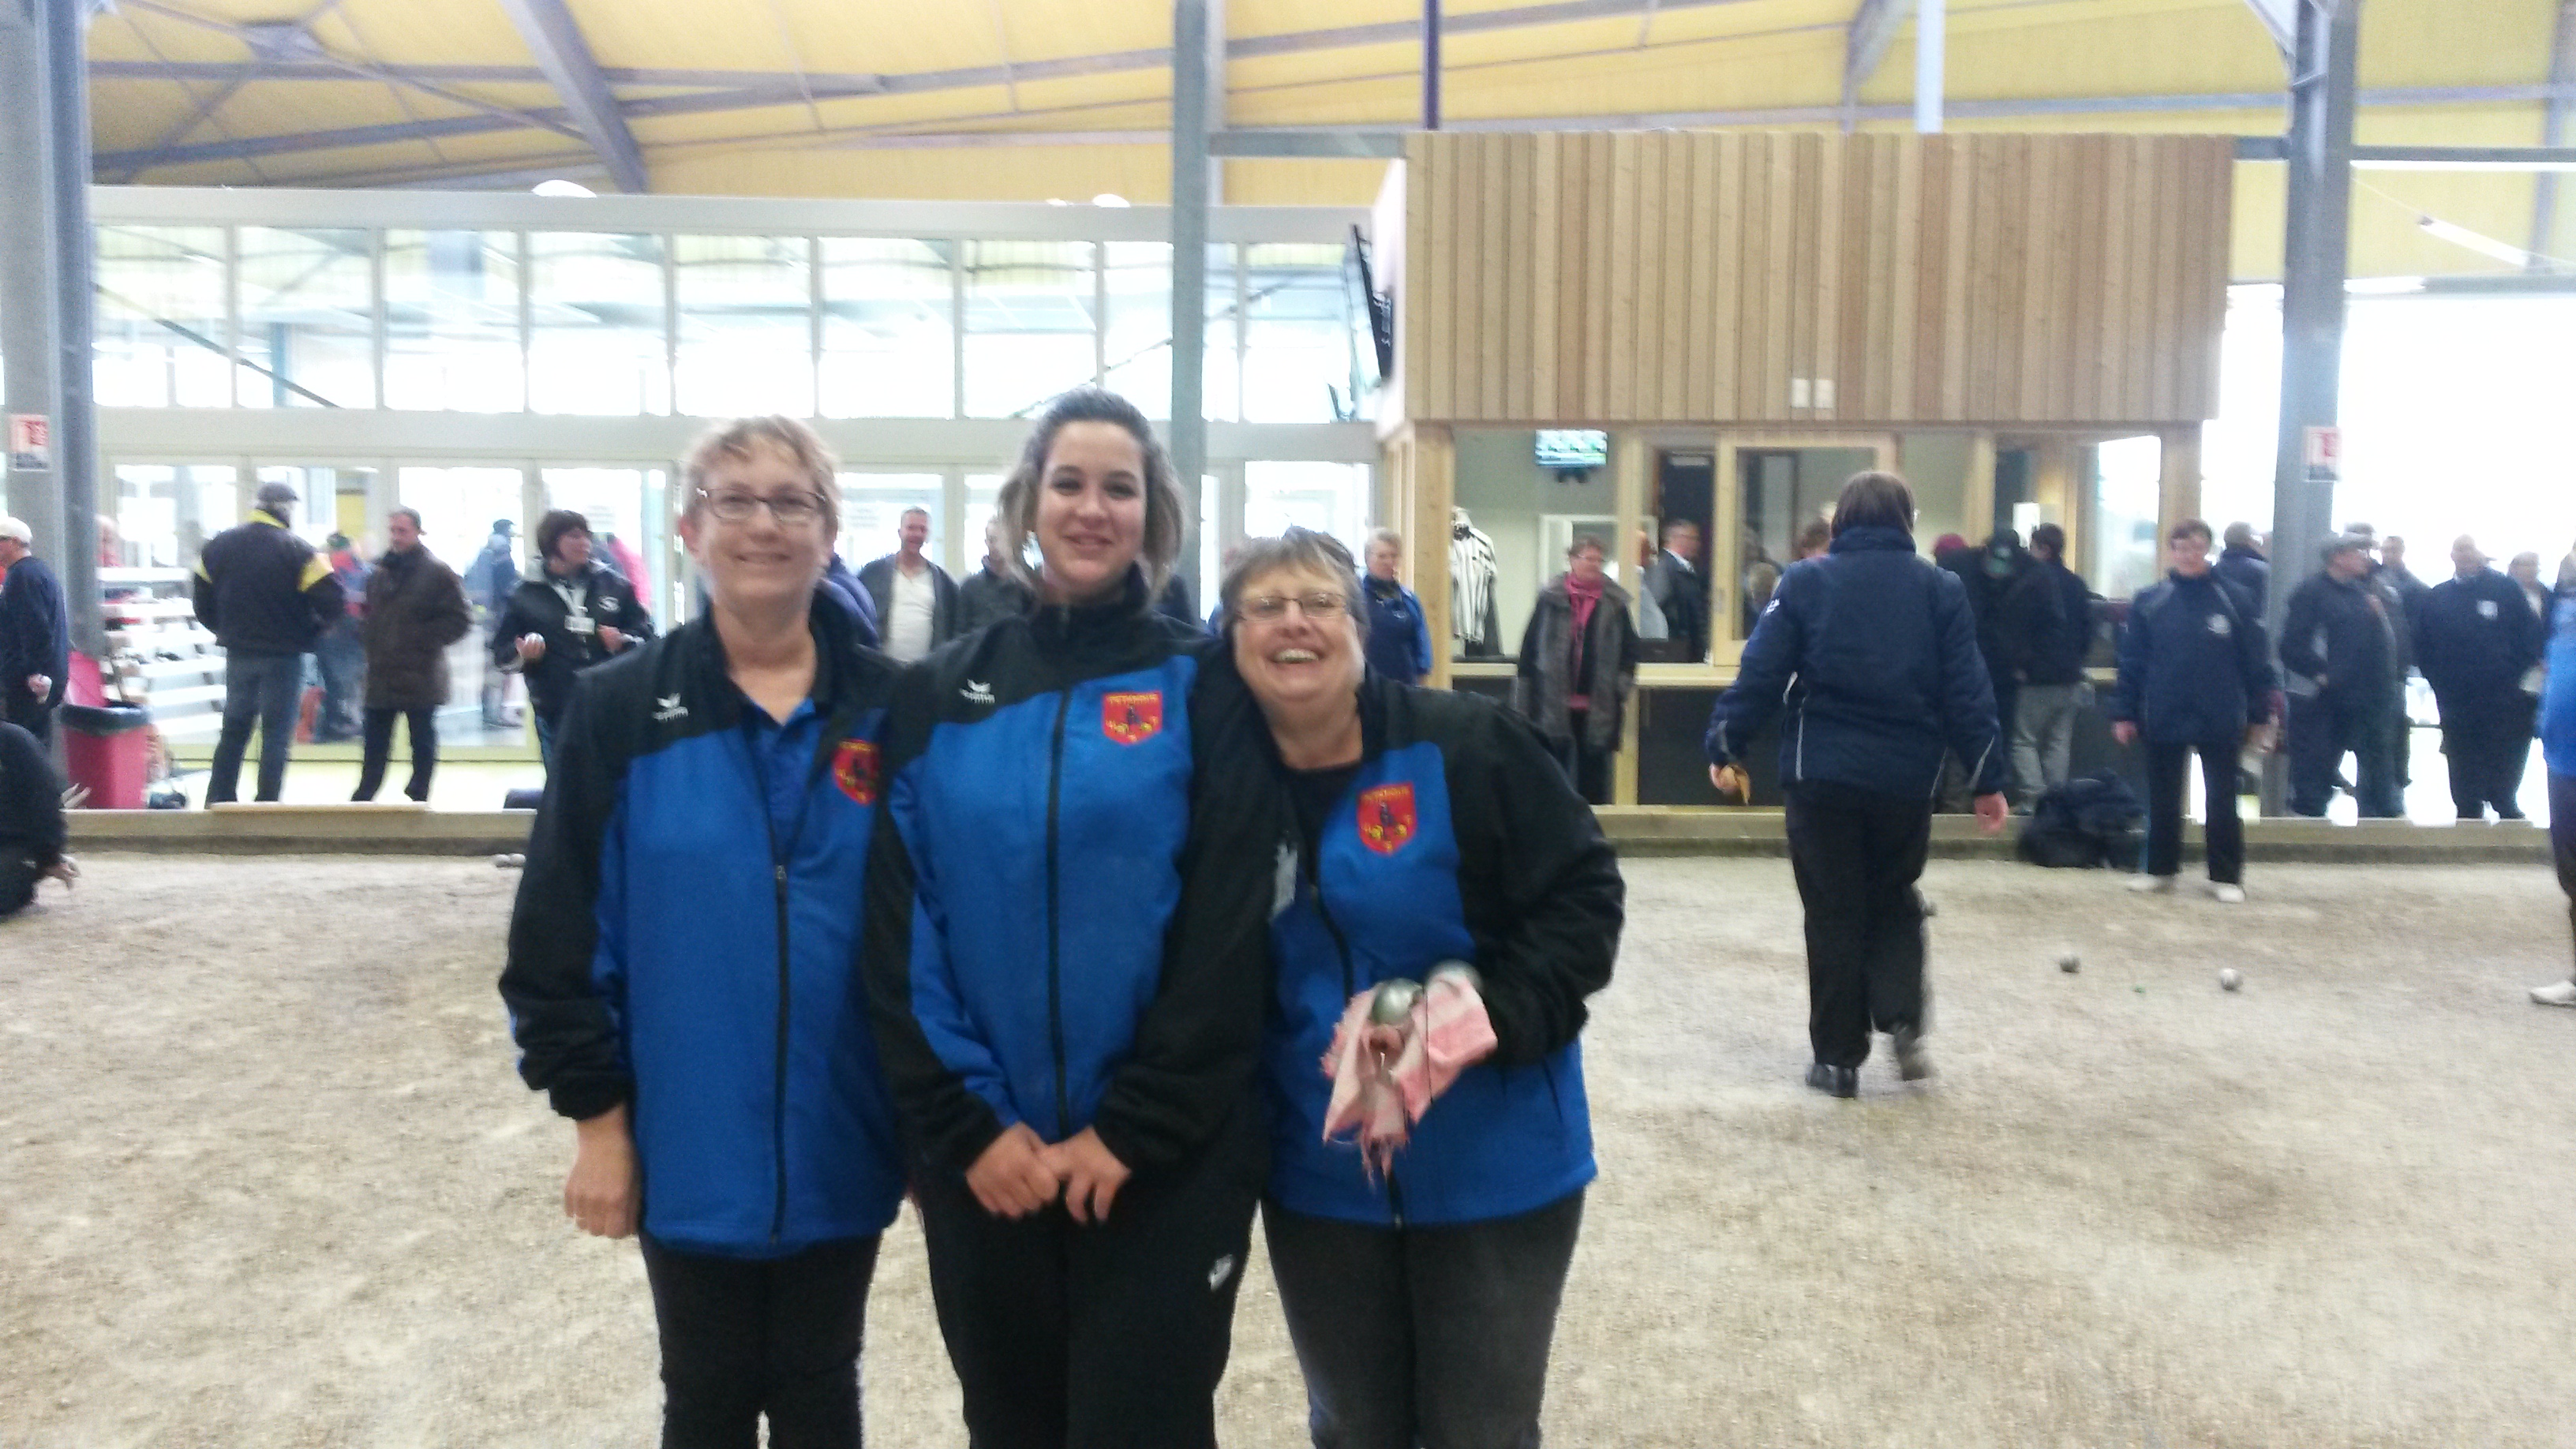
500,415,907,1449
1219,526,1623,1449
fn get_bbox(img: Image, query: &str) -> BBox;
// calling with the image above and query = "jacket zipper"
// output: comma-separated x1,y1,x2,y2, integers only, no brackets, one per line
768,859,792,1245
1044,690,1074,1140
1305,830,1404,1227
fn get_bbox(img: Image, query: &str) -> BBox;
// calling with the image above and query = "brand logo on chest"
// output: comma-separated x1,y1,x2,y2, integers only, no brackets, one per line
1103,691,1163,745
1357,783,1417,856
832,739,879,805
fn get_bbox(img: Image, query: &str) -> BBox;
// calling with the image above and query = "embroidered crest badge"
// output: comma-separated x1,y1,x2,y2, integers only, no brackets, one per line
832,739,878,806
1103,691,1163,745
1357,783,1417,856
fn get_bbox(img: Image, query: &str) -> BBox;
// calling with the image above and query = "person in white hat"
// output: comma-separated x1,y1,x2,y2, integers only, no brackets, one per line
0,517,69,747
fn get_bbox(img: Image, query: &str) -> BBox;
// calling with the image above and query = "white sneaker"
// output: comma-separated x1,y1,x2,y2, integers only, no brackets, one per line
2531,979,2576,1007
2126,874,2175,894
2208,883,2245,905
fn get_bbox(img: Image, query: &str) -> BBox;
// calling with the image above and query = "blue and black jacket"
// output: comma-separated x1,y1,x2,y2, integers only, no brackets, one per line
1361,576,1435,684
2114,570,2277,746
498,597,905,1256
2543,586,2576,779
1704,526,2005,800
1266,677,1621,1226
864,569,1280,1177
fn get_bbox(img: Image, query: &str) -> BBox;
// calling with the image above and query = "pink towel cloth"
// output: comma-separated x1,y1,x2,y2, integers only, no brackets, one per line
1319,973,1499,1179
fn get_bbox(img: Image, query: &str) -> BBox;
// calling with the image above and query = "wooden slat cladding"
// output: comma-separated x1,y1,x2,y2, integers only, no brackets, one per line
1398,131,2233,427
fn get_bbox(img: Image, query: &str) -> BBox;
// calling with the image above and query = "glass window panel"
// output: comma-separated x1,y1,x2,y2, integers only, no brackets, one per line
821,238,954,419
1101,243,1237,423
2090,436,2164,602
962,240,1095,420
113,464,238,571
399,466,526,587
530,234,671,416
1242,243,1357,424
93,225,231,408
235,227,376,410
385,230,523,412
836,474,946,568
1245,461,1369,560
675,234,814,419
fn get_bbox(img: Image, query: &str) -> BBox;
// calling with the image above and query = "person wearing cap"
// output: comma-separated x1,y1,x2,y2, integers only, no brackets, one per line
2280,534,2402,818
193,483,345,803
0,517,70,747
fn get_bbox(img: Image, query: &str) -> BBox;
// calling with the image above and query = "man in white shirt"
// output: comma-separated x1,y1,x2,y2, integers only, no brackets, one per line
856,507,959,663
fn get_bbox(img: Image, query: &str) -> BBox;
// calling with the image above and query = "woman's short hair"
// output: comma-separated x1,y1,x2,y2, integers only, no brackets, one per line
993,388,1184,600
536,509,590,561
1567,534,1607,560
1216,527,1369,641
1367,527,1403,554
679,416,840,534
1830,471,1916,538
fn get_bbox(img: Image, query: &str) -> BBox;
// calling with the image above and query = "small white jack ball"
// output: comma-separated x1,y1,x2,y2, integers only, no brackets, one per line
2057,952,2080,974
495,852,524,869
2218,968,2243,992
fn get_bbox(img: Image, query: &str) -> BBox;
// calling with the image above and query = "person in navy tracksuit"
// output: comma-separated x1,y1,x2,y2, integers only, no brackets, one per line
1704,471,2006,1098
500,417,905,1449
863,389,1280,1449
1359,527,1434,685
2413,535,2548,821
2110,518,2278,902
1216,527,1622,1449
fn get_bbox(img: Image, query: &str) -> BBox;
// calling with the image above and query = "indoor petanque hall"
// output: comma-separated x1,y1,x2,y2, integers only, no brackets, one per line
5,2,2576,1447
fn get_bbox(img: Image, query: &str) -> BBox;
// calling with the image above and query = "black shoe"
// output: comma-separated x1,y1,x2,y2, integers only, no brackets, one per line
1891,1028,1934,1082
1805,1062,1859,1099
2497,809,2527,822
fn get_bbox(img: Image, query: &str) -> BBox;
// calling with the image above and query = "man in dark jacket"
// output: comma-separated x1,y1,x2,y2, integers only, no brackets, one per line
1361,528,1434,683
1642,519,1709,661
957,516,1033,635
2350,523,2422,795
0,518,70,746
2215,522,2270,617
194,482,345,803
1938,530,2028,805
2413,534,2548,820
1999,522,2094,806
355,508,474,802
1514,537,1638,805
2280,534,2402,818
2112,519,2277,901
856,507,959,663
1,719,72,918
490,509,654,772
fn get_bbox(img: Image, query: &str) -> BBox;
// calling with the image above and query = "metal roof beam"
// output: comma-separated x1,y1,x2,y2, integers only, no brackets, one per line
2240,0,2300,57
2535,0,2576,264
1839,0,1911,128
492,0,648,193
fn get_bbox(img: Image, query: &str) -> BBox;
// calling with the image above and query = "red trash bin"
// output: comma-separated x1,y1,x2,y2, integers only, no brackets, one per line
59,653,152,810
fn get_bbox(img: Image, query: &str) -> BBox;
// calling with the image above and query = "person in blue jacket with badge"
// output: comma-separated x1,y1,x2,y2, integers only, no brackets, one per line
864,388,1280,1449
500,415,904,1449
1360,528,1434,685
1219,526,1623,1449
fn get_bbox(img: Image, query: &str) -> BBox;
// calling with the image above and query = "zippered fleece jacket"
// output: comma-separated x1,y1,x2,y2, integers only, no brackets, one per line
864,569,1282,1179
499,597,905,1256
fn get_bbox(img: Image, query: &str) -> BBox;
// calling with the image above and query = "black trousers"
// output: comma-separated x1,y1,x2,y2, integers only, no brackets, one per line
3,687,51,747
2552,772,2576,979
1,857,37,918
1784,781,1932,1069
636,1232,882,1449
2287,688,2400,818
1551,709,1612,806
353,706,438,802
2142,739,2245,884
2439,713,2529,819
913,1107,1263,1449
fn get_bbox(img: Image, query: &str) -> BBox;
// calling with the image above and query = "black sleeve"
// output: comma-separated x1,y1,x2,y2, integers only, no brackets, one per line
496,676,632,1121
1510,602,1542,717
0,724,66,870
431,565,474,648
1457,706,1623,1065
2279,582,2325,682
490,592,527,671
191,556,220,636
1088,644,1283,1171
1933,572,2006,796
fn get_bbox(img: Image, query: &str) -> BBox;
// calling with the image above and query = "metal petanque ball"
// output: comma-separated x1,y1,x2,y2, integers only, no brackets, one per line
2219,968,2243,992
1370,979,1423,1024
2058,951,2080,974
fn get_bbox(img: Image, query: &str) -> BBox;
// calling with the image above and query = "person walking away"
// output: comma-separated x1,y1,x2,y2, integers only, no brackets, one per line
194,481,344,803
2413,536,2547,822
2529,573,2576,1005
1513,536,1638,806
2000,522,2095,807
1359,528,1434,685
1,719,74,918
500,415,905,1446
1643,519,1710,660
2111,519,2277,902
1705,471,2007,1097
0,518,70,747
956,515,1035,635
354,508,472,803
1219,529,1622,1449
856,507,960,664
2215,522,2271,617
314,533,370,743
2280,535,2402,818
489,509,654,773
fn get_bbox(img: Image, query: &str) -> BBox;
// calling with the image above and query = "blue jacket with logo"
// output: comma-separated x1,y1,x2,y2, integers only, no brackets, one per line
1361,576,1435,684
1704,526,2005,800
2114,571,2277,746
2544,586,2576,779
1267,678,1622,1226
498,597,906,1256
864,570,1280,1176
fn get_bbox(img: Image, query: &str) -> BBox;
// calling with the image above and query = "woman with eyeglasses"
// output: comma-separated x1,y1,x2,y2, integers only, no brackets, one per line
1219,526,1623,1449
863,388,1279,1447
500,415,906,1449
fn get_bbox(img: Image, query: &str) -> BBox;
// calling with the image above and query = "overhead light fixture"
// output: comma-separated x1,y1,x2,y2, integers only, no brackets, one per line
1091,193,1130,208
2417,215,2534,268
532,179,596,198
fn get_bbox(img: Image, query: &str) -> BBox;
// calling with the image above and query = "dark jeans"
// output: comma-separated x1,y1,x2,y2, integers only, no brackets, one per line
1262,1191,1585,1449
1784,780,1932,1069
2552,772,2576,981
2439,702,2531,820
1,857,36,917
636,1232,882,1449
207,650,305,804
1550,709,1612,806
912,1107,1262,1449
354,706,438,802
2286,688,2401,818
314,627,365,739
534,708,559,775
2143,739,2245,884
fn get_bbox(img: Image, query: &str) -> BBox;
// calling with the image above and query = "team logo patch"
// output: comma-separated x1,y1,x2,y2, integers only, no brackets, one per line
2477,599,2499,620
1357,783,1417,856
2207,614,2233,637
832,739,878,805
1103,691,1163,745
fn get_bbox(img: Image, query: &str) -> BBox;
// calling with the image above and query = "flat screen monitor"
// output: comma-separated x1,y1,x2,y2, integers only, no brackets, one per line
1534,429,1608,470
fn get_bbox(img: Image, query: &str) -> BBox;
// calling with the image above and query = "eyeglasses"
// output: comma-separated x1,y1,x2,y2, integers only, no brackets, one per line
698,489,825,526
1240,591,1350,623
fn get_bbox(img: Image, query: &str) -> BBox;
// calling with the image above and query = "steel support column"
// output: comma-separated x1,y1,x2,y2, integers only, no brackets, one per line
1170,0,1218,605
1425,0,1442,129
2533,0,2575,264
2263,0,2361,815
